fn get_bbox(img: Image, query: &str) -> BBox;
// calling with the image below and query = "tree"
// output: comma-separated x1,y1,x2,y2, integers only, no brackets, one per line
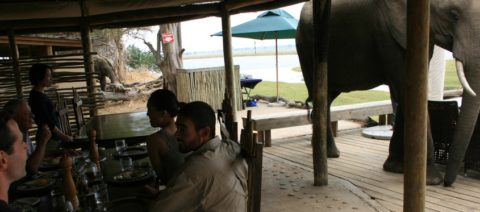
133,23,184,94
126,45,157,70
92,28,128,82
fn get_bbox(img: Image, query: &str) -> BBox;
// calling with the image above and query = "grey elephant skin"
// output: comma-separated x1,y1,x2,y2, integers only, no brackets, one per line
93,55,121,91
296,0,480,186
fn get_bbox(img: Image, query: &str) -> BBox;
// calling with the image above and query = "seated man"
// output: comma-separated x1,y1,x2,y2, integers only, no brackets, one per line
150,101,247,212
3,99,51,174
0,112,28,211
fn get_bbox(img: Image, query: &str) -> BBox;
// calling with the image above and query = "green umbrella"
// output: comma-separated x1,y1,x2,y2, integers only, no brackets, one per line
213,9,298,101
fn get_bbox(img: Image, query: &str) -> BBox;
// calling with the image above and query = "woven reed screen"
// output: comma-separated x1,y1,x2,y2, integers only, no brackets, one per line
0,53,105,138
176,65,242,111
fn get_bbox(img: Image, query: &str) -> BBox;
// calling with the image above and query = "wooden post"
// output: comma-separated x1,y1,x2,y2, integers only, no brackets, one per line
8,29,22,98
312,0,330,186
405,0,429,211
80,23,98,117
221,6,238,140
275,32,279,101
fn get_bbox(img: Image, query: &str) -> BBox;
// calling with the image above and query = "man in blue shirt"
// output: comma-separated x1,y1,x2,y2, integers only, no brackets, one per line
3,99,51,174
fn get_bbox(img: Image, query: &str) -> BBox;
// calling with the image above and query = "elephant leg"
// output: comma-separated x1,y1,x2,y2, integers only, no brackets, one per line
100,74,107,91
383,101,405,173
327,92,340,158
444,95,480,186
383,84,442,185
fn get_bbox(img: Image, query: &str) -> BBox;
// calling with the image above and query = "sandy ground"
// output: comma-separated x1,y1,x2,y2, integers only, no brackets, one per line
98,70,159,115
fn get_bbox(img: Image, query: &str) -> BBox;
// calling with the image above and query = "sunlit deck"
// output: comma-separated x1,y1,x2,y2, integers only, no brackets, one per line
263,130,480,211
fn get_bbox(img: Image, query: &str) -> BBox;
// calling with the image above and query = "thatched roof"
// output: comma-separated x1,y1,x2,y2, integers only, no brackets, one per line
0,0,305,35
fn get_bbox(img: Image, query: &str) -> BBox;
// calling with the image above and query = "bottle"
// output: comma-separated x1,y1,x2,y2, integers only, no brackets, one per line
88,129,100,168
61,155,79,210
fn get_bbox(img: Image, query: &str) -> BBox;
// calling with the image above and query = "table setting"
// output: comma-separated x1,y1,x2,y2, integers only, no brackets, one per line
8,140,155,212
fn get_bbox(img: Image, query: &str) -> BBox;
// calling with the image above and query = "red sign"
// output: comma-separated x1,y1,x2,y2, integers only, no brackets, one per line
162,32,174,44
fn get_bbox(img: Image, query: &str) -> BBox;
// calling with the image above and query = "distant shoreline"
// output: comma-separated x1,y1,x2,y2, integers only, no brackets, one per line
184,49,297,59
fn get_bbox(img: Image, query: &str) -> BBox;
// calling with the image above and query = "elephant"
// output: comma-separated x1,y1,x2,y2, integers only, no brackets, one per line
93,55,122,91
296,0,480,186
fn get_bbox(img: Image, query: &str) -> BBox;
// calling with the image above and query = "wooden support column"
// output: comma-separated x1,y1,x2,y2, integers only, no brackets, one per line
80,24,98,117
8,29,22,98
311,0,330,186
405,0,429,211
221,6,238,140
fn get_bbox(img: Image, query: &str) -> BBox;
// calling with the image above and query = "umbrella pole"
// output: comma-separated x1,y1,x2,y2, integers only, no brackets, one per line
275,33,279,102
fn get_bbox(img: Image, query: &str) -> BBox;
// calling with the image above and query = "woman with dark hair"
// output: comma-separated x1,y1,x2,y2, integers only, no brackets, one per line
28,64,72,145
146,89,185,184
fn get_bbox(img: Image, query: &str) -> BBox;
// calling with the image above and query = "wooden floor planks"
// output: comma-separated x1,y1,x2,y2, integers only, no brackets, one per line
264,131,480,212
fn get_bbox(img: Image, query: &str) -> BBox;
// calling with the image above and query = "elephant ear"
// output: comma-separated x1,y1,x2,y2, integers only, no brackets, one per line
378,0,407,49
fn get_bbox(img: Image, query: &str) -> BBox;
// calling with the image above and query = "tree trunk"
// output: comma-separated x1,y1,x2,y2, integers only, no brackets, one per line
113,34,126,81
158,23,183,94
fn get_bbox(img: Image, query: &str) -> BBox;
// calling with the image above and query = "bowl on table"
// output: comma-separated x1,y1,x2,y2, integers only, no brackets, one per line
113,146,148,160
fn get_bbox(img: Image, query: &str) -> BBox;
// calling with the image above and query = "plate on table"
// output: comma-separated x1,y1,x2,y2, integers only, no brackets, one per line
13,197,41,206
107,196,151,212
114,146,148,159
39,156,62,170
32,171,59,179
16,178,55,192
107,169,153,185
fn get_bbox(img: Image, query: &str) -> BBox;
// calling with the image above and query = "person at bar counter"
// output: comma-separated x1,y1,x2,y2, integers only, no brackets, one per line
3,99,52,174
0,112,28,211
149,101,247,212
28,64,72,149
146,89,185,184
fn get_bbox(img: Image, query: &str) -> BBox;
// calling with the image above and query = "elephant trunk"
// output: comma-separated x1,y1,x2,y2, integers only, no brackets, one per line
444,60,480,186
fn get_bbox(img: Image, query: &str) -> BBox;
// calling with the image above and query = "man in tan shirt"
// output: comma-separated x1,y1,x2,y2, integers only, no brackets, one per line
150,101,247,212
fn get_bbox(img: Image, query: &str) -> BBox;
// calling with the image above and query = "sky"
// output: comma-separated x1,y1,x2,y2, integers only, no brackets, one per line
124,3,305,53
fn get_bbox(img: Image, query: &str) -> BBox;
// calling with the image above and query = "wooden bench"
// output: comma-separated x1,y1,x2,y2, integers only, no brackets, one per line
242,100,393,147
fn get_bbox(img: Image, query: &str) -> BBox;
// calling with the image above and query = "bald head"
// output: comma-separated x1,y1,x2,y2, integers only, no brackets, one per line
3,99,33,132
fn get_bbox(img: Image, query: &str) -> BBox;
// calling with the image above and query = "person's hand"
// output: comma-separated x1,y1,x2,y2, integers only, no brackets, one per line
36,125,52,146
62,135,73,142
143,184,161,199
61,134,73,142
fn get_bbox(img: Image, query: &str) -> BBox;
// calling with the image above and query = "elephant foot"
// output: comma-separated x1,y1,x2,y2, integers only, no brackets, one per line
384,157,443,185
426,163,443,185
444,173,457,187
327,144,340,158
383,156,403,173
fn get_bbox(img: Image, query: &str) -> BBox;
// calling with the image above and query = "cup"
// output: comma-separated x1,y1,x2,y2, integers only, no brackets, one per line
120,157,133,171
93,183,109,211
114,139,126,153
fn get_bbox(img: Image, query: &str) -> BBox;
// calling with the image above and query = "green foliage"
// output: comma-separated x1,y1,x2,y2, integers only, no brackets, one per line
291,67,302,72
444,59,461,90
249,81,390,106
126,45,157,70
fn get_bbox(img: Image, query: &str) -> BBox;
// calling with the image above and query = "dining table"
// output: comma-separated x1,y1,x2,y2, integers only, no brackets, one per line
70,111,159,148
8,147,156,212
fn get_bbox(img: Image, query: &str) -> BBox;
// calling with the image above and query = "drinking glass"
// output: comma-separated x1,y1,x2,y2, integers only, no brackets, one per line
94,183,109,211
120,157,133,171
114,139,126,153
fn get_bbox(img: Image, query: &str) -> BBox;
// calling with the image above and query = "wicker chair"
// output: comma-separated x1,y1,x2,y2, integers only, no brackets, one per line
72,87,85,132
428,100,459,165
56,92,72,137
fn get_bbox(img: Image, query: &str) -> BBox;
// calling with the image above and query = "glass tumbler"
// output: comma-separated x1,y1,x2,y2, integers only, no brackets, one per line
114,139,126,153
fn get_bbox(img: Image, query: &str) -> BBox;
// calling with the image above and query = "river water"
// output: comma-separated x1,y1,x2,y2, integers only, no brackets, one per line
183,54,304,83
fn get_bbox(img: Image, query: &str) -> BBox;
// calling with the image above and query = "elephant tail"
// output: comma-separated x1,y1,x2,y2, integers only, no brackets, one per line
305,97,313,122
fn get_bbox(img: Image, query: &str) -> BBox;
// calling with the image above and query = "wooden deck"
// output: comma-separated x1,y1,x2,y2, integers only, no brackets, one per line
264,130,480,212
